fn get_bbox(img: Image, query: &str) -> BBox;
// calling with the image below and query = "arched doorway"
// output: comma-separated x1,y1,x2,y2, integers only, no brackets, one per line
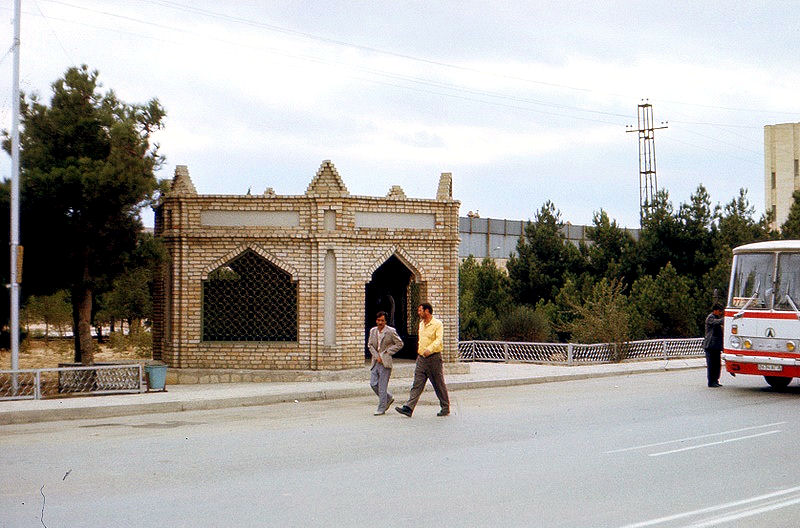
364,255,419,359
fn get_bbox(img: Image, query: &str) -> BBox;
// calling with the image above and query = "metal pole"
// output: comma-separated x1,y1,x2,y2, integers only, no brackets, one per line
10,0,22,377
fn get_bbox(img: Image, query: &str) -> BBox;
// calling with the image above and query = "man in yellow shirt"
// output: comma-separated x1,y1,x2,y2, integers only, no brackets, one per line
395,302,450,417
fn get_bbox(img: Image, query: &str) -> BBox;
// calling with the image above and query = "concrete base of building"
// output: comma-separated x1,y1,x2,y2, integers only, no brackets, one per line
165,360,470,385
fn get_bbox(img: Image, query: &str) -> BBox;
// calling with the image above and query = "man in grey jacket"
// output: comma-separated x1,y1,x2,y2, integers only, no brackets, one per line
368,311,405,415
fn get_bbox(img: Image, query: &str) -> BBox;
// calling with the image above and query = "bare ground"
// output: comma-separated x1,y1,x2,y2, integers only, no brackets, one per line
0,338,149,370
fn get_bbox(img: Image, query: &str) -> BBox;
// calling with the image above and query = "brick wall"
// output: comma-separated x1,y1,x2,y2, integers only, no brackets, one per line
153,161,459,371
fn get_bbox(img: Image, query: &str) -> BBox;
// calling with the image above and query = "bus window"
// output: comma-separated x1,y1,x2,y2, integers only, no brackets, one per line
729,253,774,309
774,252,800,311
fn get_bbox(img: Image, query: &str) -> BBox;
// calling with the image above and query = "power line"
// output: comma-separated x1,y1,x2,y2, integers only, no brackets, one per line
14,0,792,161
32,0,75,66
43,0,800,118
28,0,633,124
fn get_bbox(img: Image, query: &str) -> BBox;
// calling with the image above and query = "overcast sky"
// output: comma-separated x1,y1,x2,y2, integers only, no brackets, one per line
2,1,800,228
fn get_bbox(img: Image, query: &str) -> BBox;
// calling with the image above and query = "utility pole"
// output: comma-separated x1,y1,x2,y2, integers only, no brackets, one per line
626,100,667,224
10,0,22,375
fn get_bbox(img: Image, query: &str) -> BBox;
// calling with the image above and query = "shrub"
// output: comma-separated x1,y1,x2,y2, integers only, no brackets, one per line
495,305,553,342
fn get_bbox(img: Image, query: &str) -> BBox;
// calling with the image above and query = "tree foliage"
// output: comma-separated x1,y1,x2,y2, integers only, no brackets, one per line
460,189,773,343
22,290,72,337
507,201,583,306
781,190,800,239
2,65,165,363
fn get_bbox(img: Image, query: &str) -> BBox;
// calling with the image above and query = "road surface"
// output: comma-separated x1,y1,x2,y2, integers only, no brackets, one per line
2,369,799,527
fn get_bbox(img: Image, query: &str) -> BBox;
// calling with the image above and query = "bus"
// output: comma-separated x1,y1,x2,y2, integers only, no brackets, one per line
723,240,800,389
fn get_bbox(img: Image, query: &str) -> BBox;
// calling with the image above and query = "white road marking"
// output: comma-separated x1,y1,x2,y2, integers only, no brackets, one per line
606,422,787,454
648,430,781,456
690,495,800,526
619,484,800,527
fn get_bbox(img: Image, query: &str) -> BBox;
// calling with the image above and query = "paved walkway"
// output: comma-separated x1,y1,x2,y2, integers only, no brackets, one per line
0,358,705,425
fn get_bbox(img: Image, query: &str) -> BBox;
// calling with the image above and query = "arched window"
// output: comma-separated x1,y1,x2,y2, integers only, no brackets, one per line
203,250,298,341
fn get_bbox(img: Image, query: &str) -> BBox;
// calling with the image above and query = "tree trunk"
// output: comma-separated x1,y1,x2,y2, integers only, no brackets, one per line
72,283,94,365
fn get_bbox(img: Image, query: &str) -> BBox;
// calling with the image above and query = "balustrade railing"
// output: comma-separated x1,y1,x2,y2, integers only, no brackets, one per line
458,338,704,364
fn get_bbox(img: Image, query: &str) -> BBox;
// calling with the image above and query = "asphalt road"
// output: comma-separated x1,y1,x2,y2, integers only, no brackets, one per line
2,369,799,527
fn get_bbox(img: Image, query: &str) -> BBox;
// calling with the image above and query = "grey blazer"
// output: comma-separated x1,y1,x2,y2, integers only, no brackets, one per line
367,325,404,369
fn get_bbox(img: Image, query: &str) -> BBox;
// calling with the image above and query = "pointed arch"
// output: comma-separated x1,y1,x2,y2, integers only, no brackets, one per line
366,246,424,283
201,244,298,280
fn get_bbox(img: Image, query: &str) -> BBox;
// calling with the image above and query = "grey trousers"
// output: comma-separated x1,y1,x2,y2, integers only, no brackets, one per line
370,363,393,411
404,353,450,412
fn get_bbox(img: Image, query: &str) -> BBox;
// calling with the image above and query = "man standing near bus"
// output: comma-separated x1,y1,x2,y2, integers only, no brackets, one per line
704,303,724,387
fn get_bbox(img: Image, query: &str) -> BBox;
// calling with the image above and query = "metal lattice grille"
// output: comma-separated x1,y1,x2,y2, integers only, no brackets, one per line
458,338,703,363
0,371,37,400
203,250,298,341
1,365,143,400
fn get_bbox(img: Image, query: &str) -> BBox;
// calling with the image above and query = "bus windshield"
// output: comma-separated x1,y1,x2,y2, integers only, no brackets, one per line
729,253,774,309
774,252,800,312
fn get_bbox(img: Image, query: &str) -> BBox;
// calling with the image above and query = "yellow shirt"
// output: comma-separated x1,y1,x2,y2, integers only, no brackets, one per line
418,317,443,357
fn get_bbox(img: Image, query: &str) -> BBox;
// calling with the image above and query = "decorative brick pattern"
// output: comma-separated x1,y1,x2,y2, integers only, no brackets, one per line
153,161,460,371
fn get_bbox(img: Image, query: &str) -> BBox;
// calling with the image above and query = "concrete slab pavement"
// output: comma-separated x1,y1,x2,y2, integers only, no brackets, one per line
0,358,706,425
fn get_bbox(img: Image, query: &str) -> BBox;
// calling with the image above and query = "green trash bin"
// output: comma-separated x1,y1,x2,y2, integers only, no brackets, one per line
145,363,168,392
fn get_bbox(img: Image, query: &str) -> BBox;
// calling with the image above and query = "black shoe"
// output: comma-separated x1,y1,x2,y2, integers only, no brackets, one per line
395,405,412,417
437,409,450,416
708,383,722,388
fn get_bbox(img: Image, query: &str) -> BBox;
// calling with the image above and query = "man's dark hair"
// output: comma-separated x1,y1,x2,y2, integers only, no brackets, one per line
376,311,388,321
419,302,433,314
712,303,723,312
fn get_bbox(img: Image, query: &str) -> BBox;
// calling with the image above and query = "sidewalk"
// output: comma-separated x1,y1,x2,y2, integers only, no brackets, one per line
0,358,705,425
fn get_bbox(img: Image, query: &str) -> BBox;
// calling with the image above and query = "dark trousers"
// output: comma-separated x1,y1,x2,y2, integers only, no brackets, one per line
705,348,721,385
405,353,450,412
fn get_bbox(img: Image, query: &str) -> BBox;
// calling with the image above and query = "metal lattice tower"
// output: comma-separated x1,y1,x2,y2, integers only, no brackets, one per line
626,101,667,223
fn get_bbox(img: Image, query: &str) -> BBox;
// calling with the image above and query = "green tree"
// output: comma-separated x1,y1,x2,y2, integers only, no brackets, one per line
22,290,72,338
507,201,585,306
458,256,512,340
562,278,631,348
676,185,717,281
2,65,165,363
585,209,638,285
629,263,699,339
98,268,153,329
781,190,800,239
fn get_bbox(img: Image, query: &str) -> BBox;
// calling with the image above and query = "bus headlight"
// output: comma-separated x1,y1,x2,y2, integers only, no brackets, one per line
788,341,796,352
730,336,741,348
744,339,753,349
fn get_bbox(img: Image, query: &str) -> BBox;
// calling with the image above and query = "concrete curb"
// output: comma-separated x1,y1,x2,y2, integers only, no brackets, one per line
0,362,704,425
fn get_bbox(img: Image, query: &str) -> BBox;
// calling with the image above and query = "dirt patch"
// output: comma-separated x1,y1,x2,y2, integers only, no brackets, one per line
0,338,149,370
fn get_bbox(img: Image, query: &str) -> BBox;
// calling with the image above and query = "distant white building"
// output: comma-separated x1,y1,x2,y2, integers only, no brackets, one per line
764,122,800,230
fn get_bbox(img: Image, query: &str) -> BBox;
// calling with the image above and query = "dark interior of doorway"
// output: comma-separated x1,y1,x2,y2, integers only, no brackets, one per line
364,255,418,360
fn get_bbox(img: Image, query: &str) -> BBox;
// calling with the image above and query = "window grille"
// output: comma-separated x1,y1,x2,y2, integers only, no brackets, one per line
203,250,298,341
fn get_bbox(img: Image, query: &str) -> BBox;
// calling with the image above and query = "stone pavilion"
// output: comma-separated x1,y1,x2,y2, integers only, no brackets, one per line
152,161,460,372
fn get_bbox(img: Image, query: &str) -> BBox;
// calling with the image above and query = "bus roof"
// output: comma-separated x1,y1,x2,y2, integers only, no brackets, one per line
733,240,800,254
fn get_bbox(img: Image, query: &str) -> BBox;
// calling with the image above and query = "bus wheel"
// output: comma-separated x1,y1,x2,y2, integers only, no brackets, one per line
764,376,793,389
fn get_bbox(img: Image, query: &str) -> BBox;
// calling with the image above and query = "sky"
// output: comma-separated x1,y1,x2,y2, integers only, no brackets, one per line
2,0,800,229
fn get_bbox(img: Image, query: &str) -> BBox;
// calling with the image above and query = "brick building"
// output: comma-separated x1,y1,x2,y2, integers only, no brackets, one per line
153,161,460,372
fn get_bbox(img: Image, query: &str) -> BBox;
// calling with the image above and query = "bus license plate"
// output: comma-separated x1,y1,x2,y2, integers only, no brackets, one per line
757,364,783,372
